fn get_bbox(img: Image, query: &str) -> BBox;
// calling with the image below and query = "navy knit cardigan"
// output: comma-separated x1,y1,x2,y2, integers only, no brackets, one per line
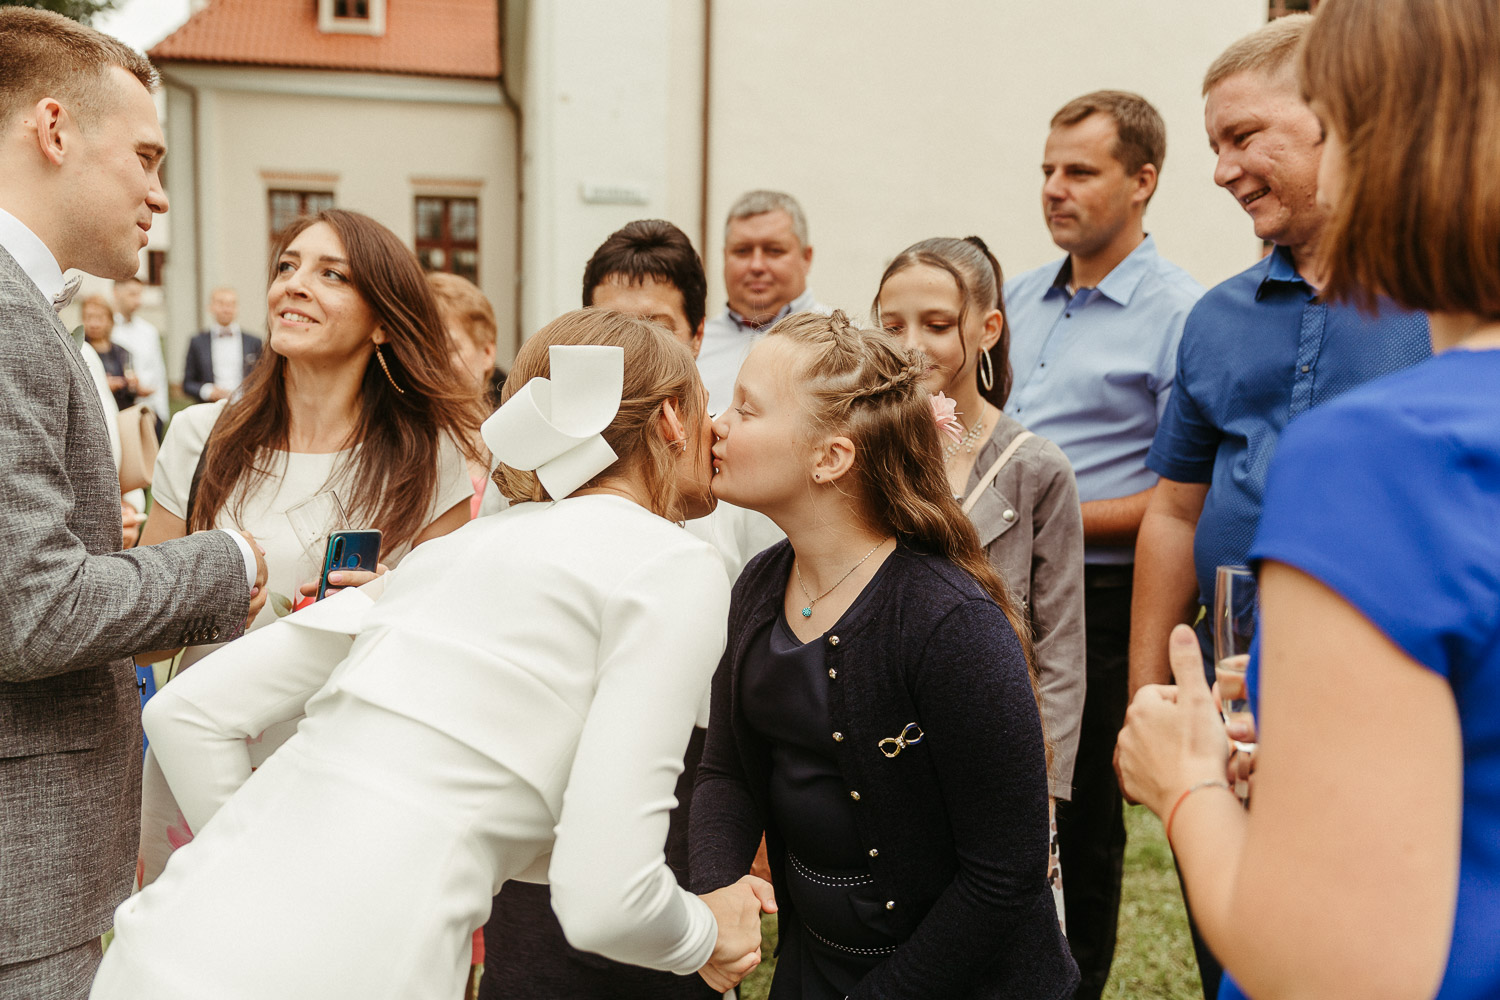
690,540,1079,999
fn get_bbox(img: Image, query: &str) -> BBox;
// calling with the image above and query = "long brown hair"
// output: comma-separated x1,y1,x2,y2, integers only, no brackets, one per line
1302,0,1500,319
767,309,1035,673
491,308,707,521
874,236,1014,408
189,209,485,551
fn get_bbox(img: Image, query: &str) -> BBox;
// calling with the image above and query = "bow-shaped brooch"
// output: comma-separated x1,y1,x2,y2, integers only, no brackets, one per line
878,722,925,759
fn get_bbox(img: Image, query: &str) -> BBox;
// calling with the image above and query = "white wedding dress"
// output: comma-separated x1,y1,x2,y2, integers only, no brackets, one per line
91,494,731,1000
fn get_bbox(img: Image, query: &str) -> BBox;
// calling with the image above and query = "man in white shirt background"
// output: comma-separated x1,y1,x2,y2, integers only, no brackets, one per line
183,285,262,402
696,190,829,414
110,274,168,429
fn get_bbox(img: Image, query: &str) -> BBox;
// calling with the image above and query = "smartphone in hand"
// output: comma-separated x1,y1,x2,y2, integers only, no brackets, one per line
317,529,382,600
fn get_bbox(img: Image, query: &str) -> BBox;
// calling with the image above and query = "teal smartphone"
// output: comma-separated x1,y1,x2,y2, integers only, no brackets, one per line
316,529,382,600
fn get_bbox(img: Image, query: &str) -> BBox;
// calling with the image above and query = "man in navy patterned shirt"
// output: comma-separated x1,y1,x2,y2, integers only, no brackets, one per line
1128,16,1431,997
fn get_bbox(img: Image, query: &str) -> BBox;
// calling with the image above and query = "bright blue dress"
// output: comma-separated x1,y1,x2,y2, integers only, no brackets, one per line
1227,349,1500,1000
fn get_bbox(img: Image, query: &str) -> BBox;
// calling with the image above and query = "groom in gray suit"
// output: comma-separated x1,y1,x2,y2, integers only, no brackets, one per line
0,10,268,997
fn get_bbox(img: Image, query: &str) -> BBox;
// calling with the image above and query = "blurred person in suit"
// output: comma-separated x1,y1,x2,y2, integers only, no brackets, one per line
183,286,262,401
0,9,266,997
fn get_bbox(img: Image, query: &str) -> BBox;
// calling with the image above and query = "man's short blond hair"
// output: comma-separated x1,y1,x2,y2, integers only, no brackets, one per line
1202,14,1313,96
0,8,157,128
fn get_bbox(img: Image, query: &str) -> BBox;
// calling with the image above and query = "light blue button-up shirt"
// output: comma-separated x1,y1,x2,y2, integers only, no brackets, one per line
1003,235,1203,563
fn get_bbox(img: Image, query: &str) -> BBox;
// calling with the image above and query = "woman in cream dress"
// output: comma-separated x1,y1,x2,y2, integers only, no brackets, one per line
133,210,480,886
93,312,773,1000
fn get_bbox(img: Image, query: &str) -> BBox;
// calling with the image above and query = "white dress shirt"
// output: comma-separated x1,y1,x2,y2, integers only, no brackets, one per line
204,323,247,399
112,312,169,422
0,206,67,304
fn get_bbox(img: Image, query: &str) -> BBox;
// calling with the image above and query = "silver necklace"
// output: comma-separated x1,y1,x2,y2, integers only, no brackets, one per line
944,417,987,461
794,539,887,619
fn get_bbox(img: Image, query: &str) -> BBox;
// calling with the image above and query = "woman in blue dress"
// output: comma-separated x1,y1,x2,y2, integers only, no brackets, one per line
1116,2,1500,998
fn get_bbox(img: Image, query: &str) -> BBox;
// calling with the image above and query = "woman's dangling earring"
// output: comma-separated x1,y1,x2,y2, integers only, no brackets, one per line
979,348,995,393
375,343,405,395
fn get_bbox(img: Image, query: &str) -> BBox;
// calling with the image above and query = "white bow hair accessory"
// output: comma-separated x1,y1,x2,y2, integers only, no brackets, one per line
481,345,625,499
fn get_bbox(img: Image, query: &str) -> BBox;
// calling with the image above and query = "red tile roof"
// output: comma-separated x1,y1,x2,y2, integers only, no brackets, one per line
149,0,500,80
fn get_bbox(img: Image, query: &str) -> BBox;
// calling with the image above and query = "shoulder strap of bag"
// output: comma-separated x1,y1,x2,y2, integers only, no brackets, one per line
961,431,1034,516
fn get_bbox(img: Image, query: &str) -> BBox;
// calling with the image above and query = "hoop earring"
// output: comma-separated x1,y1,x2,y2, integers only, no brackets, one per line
979,349,995,393
375,343,405,395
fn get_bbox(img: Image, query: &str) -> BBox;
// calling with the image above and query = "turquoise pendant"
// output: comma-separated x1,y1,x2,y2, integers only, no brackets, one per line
801,607,813,618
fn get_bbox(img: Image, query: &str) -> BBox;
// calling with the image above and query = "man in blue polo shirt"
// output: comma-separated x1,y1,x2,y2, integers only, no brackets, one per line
1005,89,1203,1000
1128,16,1430,1000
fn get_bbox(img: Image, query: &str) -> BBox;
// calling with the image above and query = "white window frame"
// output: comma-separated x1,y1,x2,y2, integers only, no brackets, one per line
318,0,386,37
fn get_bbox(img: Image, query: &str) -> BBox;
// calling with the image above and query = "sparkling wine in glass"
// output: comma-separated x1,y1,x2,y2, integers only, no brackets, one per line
284,490,348,606
1214,565,1258,761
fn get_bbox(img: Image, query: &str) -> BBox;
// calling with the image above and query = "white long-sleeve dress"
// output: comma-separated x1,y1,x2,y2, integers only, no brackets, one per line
91,494,731,1000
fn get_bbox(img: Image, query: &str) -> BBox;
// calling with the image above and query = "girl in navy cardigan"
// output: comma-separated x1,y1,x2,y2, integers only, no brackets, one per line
691,310,1078,999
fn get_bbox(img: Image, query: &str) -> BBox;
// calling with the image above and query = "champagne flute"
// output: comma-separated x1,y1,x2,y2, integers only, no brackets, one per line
284,490,348,611
1214,565,1258,778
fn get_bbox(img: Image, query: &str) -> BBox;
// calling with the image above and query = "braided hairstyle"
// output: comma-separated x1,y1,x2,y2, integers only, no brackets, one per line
873,236,1013,408
765,309,1035,676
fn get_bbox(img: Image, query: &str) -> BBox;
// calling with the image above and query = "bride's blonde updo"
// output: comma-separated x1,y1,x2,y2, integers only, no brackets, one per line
765,309,1035,671
492,308,707,520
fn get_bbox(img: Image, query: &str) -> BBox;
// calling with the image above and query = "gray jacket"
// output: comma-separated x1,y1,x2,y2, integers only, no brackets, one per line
965,414,1086,799
0,248,249,964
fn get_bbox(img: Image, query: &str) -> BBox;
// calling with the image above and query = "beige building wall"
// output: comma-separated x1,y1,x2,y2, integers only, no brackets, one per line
160,66,518,375
519,0,705,337
703,0,1268,319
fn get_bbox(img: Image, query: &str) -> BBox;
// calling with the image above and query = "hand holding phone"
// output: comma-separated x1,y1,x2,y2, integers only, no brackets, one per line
316,529,382,601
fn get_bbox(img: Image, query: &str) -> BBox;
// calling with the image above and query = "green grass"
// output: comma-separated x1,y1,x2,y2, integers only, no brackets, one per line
738,805,1199,1000
1103,805,1200,1000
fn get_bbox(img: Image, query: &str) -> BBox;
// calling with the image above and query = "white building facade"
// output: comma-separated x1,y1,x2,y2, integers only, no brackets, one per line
141,0,1267,377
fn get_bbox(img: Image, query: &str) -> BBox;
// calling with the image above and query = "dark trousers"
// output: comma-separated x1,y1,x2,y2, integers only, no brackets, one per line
1055,566,1132,1000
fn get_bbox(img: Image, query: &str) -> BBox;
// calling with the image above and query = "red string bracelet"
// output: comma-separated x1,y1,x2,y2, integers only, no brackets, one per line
1165,779,1233,850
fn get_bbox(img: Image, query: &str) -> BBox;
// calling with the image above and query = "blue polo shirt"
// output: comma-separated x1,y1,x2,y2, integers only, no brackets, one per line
1005,235,1203,564
1146,245,1430,608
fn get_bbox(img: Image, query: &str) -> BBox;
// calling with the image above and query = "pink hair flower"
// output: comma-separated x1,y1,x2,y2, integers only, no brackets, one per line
931,392,964,444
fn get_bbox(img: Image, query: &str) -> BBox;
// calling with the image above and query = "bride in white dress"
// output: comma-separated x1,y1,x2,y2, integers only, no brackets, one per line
92,311,774,1000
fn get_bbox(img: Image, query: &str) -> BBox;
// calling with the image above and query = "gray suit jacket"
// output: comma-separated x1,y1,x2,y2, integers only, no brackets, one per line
0,248,250,964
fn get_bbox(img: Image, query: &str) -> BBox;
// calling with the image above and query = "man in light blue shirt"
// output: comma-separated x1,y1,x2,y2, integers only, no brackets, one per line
1003,90,1202,1000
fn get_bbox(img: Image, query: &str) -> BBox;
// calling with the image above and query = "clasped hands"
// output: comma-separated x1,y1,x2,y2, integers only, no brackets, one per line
1116,624,1258,816
698,874,777,992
